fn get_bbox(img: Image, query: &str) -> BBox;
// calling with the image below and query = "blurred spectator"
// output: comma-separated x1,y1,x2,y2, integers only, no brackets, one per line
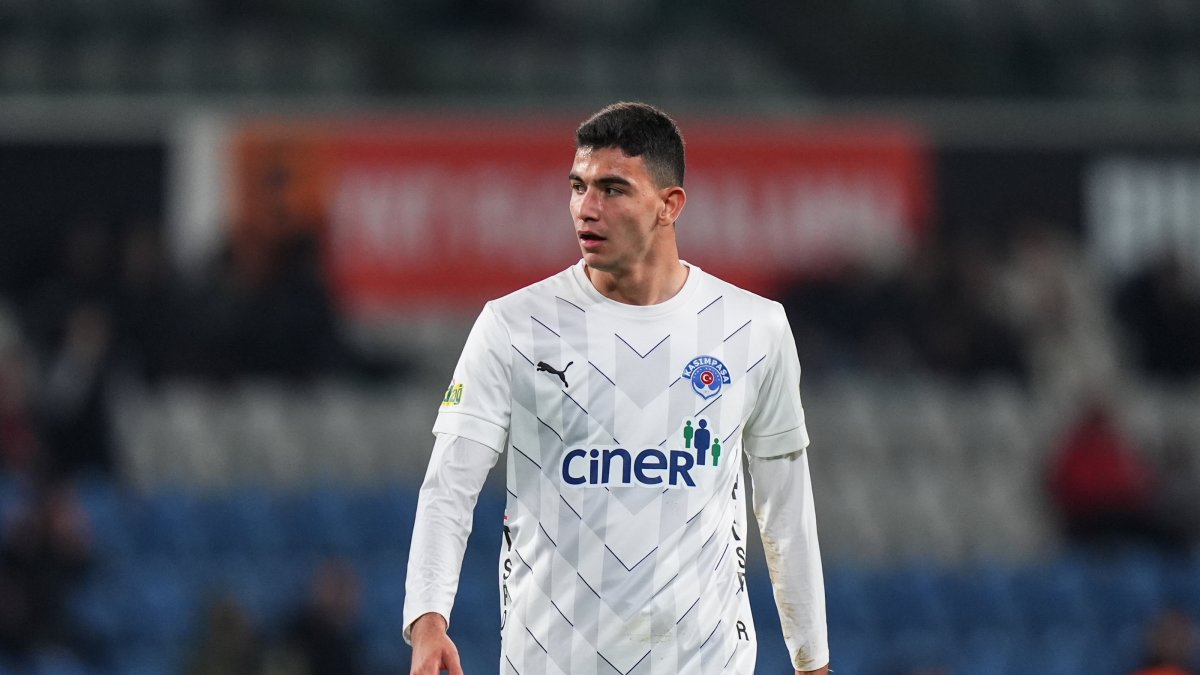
1128,608,1199,675
189,233,348,381
904,235,1028,382
14,219,121,478
782,262,918,376
0,302,41,474
0,479,96,665
782,235,1029,381
188,231,407,383
186,593,265,675
23,218,118,352
1116,254,1200,381
113,222,188,385
997,218,1119,403
1150,434,1200,552
266,558,363,675
39,302,117,476
1046,399,1166,550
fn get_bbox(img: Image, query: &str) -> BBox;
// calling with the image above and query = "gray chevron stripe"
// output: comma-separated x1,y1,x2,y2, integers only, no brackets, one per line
696,296,724,354
614,334,670,409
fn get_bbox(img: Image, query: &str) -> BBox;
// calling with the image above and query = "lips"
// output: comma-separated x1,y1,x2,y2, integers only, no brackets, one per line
578,231,606,250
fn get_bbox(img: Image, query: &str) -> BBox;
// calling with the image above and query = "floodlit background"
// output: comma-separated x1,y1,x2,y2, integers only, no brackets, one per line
2,2,1200,674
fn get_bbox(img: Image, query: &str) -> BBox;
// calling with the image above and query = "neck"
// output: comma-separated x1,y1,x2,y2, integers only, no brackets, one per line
585,253,689,306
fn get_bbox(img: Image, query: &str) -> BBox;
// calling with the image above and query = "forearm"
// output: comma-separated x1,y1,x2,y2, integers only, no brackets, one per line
403,433,500,642
748,449,829,672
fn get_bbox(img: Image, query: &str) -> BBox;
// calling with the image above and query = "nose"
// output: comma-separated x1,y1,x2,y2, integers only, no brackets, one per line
574,186,600,222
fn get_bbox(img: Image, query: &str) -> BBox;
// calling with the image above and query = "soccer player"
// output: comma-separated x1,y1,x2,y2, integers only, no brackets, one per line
404,102,829,675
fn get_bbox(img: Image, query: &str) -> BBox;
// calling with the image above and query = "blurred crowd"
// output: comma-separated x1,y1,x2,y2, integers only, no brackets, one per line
188,559,365,675
0,217,405,481
0,216,401,670
783,218,1200,393
0,212,1197,672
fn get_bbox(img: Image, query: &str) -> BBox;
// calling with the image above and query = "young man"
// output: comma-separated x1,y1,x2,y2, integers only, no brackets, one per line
404,102,829,675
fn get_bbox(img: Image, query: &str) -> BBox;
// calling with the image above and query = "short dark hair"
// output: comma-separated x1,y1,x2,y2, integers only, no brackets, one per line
575,102,685,188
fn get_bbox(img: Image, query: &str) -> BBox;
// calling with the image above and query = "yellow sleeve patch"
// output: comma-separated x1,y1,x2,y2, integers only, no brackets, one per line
441,382,464,406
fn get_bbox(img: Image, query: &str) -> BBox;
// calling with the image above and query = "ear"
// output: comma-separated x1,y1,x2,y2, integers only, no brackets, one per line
658,186,686,226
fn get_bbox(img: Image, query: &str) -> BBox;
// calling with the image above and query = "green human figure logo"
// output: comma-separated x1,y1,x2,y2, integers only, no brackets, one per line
683,420,694,449
711,436,721,467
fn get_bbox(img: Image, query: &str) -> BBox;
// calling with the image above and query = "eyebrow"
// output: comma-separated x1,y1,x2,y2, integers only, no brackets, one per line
568,173,634,187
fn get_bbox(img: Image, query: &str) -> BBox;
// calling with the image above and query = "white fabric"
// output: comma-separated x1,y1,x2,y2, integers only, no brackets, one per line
748,449,829,671
407,260,827,673
402,433,500,643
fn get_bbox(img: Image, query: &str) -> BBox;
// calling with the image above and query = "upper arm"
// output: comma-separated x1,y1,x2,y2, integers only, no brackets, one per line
744,304,810,459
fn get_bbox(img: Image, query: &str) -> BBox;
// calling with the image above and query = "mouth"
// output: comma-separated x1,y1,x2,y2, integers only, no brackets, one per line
578,231,606,249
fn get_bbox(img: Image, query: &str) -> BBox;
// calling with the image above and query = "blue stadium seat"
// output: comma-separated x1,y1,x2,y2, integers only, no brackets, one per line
67,568,123,646
118,559,201,648
351,486,417,555
1084,549,1165,632
825,629,882,675
109,646,178,675
0,474,29,548
823,565,876,634
865,563,950,636
75,475,136,558
941,563,1022,634
1162,555,1200,618
198,552,307,627
950,628,1019,675
1009,557,1098,634
360,552,407,639
1007,627,1113,675
133,488,207,558
197,488,286,557
280,487,359,555
30,650,89,675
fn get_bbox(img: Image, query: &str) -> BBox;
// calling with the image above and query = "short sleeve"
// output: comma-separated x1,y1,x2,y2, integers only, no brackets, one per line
431,303,511,452
743,304,810,458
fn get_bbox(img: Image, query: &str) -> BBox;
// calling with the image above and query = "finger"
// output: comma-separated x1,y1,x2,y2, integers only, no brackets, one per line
446,647,464,675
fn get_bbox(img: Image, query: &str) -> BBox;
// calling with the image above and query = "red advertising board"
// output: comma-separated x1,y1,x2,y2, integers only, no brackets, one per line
230,116,932,314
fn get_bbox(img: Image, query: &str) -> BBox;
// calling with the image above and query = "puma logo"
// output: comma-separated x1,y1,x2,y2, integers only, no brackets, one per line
536,361,573,388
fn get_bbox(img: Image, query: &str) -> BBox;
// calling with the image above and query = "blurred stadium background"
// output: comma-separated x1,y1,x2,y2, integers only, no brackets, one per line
2,2,1200,674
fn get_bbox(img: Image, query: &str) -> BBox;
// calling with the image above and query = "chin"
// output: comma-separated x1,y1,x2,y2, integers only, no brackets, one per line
581,254,616,271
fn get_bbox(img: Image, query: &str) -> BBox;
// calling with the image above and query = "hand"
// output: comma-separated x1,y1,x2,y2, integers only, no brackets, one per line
409,613,463,675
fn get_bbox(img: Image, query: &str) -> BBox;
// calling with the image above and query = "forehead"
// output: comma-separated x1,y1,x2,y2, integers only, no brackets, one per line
571,146,652,182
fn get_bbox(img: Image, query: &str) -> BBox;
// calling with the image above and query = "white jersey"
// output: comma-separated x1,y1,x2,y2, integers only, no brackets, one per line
432,260,811,675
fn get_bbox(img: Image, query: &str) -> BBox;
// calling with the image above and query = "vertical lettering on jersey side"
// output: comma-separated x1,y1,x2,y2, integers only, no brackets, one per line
736,620,749,641
501,523,513,629
736,545,747,593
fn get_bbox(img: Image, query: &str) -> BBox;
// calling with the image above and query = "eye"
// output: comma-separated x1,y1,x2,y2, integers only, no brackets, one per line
604,186,623,196
570,182,585,194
